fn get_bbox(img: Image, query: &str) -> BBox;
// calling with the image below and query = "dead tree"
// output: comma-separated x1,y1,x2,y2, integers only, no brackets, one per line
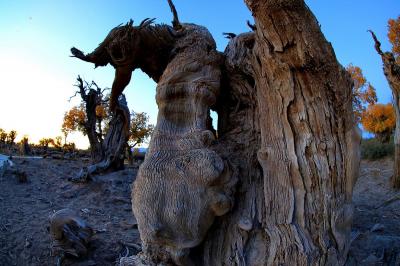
71,77,130,181
72,0,359,264
74,94,130,181
369,30,400,189
72,76,105,162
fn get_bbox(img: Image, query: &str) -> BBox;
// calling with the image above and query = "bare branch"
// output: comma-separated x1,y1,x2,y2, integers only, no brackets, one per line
368,30,384,56
167,0,182,30
70,47,88,60
101,87,110,95
139,18,156,28
68,90,80,102
75,75,88,101
91,81,101,91
223,32,237,39
247,20,256,31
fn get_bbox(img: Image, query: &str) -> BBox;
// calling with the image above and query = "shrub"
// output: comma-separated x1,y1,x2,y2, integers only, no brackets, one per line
361,137,394,160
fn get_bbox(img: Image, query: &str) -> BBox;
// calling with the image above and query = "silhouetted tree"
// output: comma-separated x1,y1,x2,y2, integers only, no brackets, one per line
7,130,17,145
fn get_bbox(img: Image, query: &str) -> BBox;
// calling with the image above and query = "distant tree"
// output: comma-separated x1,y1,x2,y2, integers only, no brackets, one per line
18,135,31,155
63,76,109,161
62,105,86,136
61,128,69,146
39,137,53,152
127,111,154,163
128,111,154,148
369,16,400,188
51,136,63,150
346,64,377,122
361,103,395,142
0,128,7,144
63,142,76,153
63,76,131,181
7,130,17,145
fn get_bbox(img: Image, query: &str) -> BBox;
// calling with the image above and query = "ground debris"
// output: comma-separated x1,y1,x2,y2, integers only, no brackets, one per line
0,157,139,265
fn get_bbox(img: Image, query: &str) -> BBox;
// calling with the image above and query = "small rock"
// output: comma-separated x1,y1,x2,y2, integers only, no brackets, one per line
25,238,31,248
95,228,107,233
15,170,28,183
362,254,381,264
120,220,138,229
81,208,90,214
370,223,385,232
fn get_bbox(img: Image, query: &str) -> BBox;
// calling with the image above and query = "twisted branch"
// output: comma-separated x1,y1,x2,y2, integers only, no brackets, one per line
368,30,384,56
167,0,182,30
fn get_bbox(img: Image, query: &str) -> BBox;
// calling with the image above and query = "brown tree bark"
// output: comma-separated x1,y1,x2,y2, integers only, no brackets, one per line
369,30,400,189
200,0,360,265
129,24,237,265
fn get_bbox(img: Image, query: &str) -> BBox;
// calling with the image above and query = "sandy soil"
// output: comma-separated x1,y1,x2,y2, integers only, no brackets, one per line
1,157,399,265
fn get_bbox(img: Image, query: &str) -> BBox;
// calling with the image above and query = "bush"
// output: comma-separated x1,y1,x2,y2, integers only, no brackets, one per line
361,137,394,160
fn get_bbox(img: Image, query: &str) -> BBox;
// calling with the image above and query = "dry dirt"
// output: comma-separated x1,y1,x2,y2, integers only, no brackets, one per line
0,157,399,265
347,159,400,265
0,158,141,266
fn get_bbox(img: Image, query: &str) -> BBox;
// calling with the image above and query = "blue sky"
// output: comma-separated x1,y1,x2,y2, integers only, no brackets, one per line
0,1,399,147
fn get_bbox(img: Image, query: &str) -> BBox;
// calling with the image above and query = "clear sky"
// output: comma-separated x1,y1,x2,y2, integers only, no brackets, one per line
0,1,399,148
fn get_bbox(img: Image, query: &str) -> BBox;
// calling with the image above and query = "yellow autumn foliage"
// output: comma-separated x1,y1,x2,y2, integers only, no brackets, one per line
361,103,395,137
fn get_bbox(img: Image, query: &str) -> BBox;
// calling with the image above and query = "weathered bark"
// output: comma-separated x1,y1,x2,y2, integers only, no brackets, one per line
200,1,359,265
369,30,400,189
131,24,236,265
198,32,267,266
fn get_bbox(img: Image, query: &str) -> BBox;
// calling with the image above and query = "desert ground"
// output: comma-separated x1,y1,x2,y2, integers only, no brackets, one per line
0,157,399,265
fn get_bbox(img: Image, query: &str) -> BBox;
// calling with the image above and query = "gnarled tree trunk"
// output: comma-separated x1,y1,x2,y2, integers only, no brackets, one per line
76,95,130,181
70,0,359,264
369,30,400,189
75,76,104,162
200,0,360,265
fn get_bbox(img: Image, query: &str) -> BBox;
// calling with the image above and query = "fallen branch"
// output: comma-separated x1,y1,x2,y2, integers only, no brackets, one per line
118,240,142,251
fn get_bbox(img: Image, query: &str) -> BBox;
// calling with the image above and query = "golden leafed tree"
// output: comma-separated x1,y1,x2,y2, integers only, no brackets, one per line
61,105,86,136
362,103,395,142
128,111,154,148
126,111,154,164
346,64,377,121
388,16,400,62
